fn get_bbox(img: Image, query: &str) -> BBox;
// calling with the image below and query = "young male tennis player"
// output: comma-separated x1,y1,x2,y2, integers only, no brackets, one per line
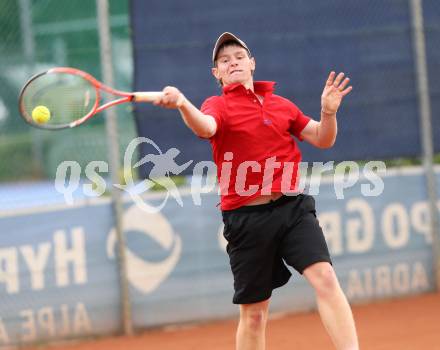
153,32,359,350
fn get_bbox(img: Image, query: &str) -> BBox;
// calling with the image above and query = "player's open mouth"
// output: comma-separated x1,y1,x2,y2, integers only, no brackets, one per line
230,70,242,75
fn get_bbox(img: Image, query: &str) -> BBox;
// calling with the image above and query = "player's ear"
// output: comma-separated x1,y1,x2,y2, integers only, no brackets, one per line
211,67,220,80
250,57,256,75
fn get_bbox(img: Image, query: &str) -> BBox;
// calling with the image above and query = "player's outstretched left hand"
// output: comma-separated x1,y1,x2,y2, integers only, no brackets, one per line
321,71,352,115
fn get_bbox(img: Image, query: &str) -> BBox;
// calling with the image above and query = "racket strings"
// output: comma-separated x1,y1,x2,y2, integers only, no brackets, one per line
21,73,98,127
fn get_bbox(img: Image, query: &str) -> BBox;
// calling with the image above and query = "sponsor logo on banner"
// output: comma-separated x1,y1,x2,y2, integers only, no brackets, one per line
106,204,181,294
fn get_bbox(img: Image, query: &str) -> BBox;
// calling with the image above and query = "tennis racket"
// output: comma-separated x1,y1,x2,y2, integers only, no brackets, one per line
18,67,163,130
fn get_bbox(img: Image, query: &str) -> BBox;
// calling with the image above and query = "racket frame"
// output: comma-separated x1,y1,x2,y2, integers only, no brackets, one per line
18,67,161,130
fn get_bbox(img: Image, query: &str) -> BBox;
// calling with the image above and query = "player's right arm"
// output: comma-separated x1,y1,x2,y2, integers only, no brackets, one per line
153,86,217,139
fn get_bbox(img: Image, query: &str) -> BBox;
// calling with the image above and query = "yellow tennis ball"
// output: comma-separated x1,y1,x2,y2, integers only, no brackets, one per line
32,105,51,124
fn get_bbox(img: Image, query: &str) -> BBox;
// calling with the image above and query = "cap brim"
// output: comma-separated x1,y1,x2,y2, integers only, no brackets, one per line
212,32,250,63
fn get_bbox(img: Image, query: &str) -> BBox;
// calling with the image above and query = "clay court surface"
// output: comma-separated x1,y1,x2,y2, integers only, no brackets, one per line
28,293,439,350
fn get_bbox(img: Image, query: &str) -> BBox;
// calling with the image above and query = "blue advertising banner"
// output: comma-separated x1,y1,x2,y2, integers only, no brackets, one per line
0,168,438,346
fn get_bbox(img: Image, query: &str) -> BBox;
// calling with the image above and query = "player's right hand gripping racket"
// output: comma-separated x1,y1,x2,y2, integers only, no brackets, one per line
18,67,163,130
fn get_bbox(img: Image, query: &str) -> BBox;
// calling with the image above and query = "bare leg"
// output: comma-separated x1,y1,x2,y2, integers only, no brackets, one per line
304,262,359,350
236,299,270,350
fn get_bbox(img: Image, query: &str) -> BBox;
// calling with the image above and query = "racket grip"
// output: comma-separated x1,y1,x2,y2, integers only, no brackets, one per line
133,91,163,103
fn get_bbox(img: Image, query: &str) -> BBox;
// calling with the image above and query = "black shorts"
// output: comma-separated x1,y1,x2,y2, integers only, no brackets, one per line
222,194,332,304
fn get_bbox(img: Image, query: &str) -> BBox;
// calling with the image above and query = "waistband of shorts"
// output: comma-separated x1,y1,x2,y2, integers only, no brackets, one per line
222,194,301,214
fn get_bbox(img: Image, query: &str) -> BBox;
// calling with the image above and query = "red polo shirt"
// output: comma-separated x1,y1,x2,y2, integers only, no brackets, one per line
201,81,310,210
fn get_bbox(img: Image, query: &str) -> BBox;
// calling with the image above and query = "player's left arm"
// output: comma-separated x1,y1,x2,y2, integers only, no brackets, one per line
301,71,352,148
